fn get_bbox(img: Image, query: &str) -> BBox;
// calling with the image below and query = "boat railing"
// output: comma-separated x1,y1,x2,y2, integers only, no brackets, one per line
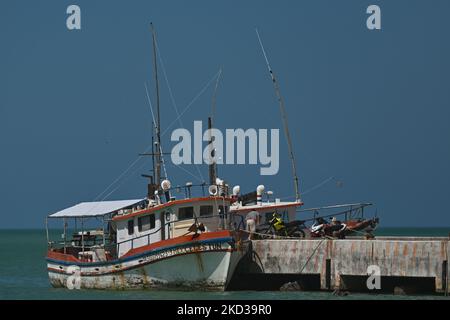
295,202,374,224
116,213,244,256
47,228,118,261
159,182,230,200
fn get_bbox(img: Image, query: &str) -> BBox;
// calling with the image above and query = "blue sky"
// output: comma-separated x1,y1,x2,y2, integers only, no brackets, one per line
1,0,450,228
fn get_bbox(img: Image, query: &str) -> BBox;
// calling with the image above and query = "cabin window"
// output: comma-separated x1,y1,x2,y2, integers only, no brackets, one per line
127,219,134,235
178,206,194,220
200,205,213,217
138,214,156,232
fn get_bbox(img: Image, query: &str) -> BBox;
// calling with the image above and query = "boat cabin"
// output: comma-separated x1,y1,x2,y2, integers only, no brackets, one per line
228,184,303,227
230,200,301,225
112,196,237,256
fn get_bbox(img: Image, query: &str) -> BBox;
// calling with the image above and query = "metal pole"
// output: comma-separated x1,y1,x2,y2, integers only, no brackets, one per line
63,217,67,254
256,29,300,202
102,216,106,247
81,217,84,254
208,117,217,186
151,23,161,187
160,211,165,241
151,134,155,191
209,68,222,184
45,217,49,248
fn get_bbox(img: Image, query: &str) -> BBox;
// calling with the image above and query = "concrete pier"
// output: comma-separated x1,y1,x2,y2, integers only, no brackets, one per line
231,237,450,293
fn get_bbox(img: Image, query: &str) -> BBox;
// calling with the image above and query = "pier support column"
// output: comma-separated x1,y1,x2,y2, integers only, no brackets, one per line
442,260,448,293
320,259,331,290
322,259,331,290
447,240,450,294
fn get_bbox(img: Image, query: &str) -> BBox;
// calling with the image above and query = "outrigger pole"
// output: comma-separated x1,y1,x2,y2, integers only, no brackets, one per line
255,29,301,202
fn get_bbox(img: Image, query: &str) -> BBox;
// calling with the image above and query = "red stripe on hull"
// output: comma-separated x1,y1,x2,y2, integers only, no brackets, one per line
122,230,233,258
46,230,234,264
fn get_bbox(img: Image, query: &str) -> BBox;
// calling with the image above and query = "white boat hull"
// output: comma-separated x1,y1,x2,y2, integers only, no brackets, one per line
47,234,245,290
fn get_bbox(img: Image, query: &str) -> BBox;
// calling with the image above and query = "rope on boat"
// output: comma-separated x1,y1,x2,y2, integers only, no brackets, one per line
299,237,327,274
168,163,204,183
241,229,330,275
301,176,336,196
144,81,170,181
100,160,150,201
160,70,222,138
91,72,220,202
93,155,145,201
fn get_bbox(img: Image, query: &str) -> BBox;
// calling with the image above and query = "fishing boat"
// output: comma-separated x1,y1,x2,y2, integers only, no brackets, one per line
46,190,248,290
45,24,248,291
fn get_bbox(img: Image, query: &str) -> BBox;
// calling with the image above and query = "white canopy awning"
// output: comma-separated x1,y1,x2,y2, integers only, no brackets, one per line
48,199,145,218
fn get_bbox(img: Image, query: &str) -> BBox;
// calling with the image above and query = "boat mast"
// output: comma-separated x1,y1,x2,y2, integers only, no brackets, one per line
151,133,155,182
208,68,222,185
207,117,216,185
151,23,162,187
255,29,301,202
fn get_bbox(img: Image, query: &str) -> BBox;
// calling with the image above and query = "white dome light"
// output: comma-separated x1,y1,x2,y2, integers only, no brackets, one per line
161,179,171,191
256,185,265,195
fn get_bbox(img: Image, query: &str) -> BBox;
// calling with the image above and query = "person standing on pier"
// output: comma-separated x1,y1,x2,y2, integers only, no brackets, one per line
246,210,261,240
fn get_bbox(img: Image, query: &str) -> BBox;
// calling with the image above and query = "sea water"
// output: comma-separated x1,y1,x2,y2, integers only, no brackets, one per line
1,228,449,300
